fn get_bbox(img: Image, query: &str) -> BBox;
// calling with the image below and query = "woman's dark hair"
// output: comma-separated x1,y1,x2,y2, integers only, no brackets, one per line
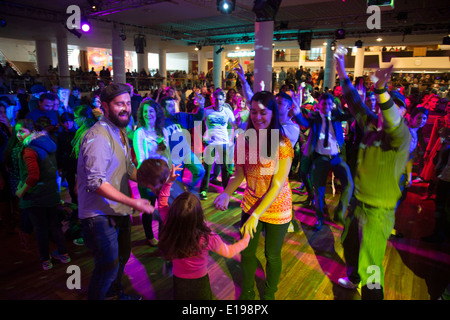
158,192,211,260
136,158,170,188
136,98,165,137
318,92,335,103
410,106,429,119
247,91,285,157
60,112,74,123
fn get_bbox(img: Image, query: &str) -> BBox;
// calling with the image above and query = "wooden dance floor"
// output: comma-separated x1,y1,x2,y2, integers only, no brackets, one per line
0,175,449,301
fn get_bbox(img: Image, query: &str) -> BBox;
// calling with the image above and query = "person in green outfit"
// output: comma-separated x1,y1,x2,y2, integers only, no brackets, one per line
334,50,411,300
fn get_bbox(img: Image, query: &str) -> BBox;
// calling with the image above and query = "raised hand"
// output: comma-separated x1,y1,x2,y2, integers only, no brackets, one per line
234,63,245,82
374,64,394,89
167,164,182,183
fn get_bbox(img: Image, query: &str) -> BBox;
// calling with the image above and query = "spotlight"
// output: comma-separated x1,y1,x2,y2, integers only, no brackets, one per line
335,29,346,39
330,41,336,51
81,22,90,33
217,0,235,14
0,19,6,28
355,40,363,48
195,44,202,51
443,36,450,45
216,46,224,54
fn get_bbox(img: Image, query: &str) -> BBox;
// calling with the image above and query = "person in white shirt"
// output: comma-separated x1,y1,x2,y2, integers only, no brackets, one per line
200,89,235,200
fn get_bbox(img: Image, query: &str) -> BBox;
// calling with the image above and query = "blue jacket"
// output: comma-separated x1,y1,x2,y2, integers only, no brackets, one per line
294,108,353,157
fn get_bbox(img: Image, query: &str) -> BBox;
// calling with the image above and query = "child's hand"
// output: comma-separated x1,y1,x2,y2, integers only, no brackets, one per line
167,164,182,183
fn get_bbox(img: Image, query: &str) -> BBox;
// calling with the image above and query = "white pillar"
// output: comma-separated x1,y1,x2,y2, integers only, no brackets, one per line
354,47,365,77
137,51,149,74
159,49,167,85
35,38,53,76
323,39,336,91
213,45,223,89
56,31,70,89
198,50,208,75
111,23,126,83
253,20,274,93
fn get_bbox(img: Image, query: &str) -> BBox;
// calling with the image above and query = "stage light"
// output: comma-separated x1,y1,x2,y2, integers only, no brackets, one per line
195,44,202,51
443,36,450,45
81,22,90,32
335,29,346,39
376,37,383,42
217,0,235,14
0,19,6,28
330,41,336,51
355,40,363,48
120,30,127,41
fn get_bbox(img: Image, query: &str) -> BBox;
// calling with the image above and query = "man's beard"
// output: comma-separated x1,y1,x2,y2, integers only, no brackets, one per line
109,110,130,128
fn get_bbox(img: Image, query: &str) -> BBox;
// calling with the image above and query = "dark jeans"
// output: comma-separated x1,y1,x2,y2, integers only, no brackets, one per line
61,168,77,204
138,185,163,240
173,274,212,300
311,153,353,221
179,151,205,196
298,153,313,198
200,143,230,193
240,212,290,299
25,206,68,262
81,215,132,300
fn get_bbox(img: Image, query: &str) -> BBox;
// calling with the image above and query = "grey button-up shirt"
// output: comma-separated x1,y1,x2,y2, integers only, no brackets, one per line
77,116,136,219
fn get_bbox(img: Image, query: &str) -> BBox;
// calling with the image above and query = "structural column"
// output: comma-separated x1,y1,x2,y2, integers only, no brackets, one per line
198,50,208,77
354,46,365,77
56,30,70,89
213,45,223,89
253,20,274,93
137,51,149,74
35,38,53,77
323,38,336,91
159,49,167,85
111,23,126,83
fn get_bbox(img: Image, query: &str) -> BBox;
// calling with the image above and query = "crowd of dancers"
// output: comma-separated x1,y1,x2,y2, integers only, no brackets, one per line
0,50,449,301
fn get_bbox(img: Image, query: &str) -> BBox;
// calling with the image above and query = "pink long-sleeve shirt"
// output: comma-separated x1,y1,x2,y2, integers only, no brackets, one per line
158,182,250,279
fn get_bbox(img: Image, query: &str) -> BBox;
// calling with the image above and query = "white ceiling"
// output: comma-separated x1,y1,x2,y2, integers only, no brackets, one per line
0,0,448,54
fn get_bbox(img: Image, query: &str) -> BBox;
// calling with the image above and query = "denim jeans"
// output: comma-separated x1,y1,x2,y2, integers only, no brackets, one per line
312,153,353,221
179,151,205,196
25,206,68,262
240,212,290,299
81,215,131,300
200,143,230,193
138,185,162,240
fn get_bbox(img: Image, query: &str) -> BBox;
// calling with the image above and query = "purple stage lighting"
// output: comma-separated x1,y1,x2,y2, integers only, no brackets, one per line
81,23,91,32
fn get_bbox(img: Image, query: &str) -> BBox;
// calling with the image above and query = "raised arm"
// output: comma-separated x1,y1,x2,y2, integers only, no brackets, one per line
235,63,254,101
373,65,402,130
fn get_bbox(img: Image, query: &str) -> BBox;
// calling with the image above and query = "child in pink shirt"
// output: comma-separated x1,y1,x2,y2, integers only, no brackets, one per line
137,159,250,300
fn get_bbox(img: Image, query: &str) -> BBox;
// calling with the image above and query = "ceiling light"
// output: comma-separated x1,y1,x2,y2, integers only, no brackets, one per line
376,37,383,42
217,0,235,14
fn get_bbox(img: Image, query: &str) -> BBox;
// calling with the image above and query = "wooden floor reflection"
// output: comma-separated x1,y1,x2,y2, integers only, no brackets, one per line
1,176,449,300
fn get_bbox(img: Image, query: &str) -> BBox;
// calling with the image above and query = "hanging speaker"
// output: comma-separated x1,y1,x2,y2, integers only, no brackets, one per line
298,32,312,50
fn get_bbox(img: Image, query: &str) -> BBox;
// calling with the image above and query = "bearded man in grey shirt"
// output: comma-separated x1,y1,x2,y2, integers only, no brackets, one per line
78,83,153,300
